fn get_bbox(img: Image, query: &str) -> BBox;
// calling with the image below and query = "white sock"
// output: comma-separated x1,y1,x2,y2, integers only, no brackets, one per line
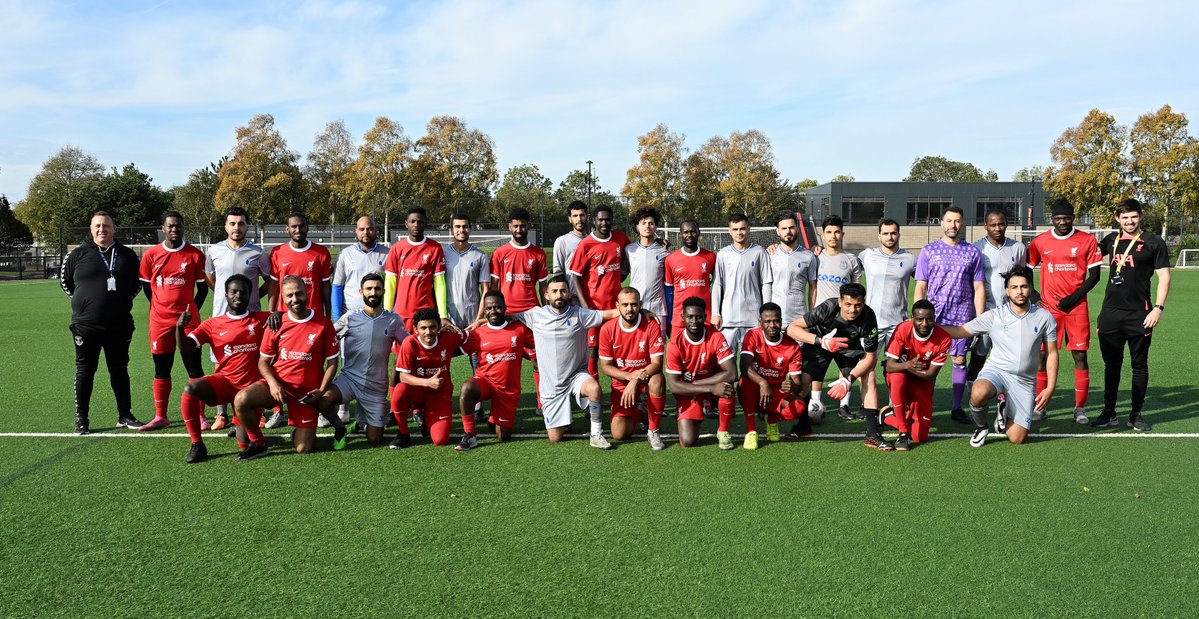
811,390,823,405
839,394,850,407
589,402,603,435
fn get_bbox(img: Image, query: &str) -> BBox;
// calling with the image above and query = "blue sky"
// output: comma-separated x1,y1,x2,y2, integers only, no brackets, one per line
2,0,1197,203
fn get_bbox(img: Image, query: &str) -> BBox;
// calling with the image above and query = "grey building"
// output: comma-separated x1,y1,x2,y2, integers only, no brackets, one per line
803,181,1051,229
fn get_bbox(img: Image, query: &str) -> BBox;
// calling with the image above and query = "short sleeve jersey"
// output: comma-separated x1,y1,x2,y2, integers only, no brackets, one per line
859,247,917,329
334,309,407,392
513,305,605,398
973,237,1028,310
626,241,670,317
914,239,985,326
462,321,536,396
769,245,819,326
815,251,864,305
333,243,389,313
964,304,1057,377
1027,229,1103,313
803,298,879,359
269,241,333,317
139,242,207,320
884,320,952,369
1099,231,1170,311
598,315,665,391
206,241,269,316
395,330,467,398
259,309,340,392
739,327,802,386
490,241,549,313
552,231,587,296
664,248,716,328
713,244,773,328
666,326,734,382
443,243,491,327
186,311,270,389
569,232,627,310
384,237,446,319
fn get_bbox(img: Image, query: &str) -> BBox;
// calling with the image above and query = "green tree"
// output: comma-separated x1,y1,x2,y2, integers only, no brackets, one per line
305,120,357,236
1129,104,1198,237
681,136,727,224
172,158,226,242
348,116,414,241
1045,108,1133,226
409,115,498,221
719,129,784,222
0,195,33,253
623,123,687,224
830,174,856,183
14,145,105,247
497,164,554,223
66,164,173,243
905,156,997,182
215,114,304,230
1012,165,1048,182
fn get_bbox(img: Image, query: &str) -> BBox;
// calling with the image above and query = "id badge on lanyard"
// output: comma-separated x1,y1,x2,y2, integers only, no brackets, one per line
100,247,118,292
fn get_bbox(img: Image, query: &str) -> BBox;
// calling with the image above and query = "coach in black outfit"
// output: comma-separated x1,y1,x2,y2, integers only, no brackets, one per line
1090,199,1171,432
60,211,145,434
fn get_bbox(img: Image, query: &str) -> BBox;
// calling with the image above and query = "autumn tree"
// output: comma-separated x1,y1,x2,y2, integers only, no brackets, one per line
719,129,785,222
1012,165,1048,182
408,115,498,222
1044,109,1133,226
623,123,687,224
14,145,106,247
304,120,357,240
215,114,304,231
1129,105,1198,236
496,164,554,223
348,116,414,241
681,136,727,224
905,155,997,182
172,158,226,242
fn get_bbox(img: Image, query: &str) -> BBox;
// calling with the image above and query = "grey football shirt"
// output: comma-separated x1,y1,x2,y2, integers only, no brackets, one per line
814,250,864,306
443,243,490,327
711,244,773,328
513,305,605,398
965,303,1057,377
626,240,670,317
552,231,586,297
769,244,818,326
973,237,1028,310
334,308,408,392
333,243,389,313
859,247,917,329
205,240,269,316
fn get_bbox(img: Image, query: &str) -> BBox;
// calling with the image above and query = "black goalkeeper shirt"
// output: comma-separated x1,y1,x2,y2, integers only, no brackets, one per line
803,298,879,358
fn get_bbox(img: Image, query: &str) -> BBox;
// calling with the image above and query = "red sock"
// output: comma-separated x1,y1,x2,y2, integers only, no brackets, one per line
180,391,203,443
153,378,171,420
745,409,758,433
717,398,734,432
1075,368,1089,408
1036,371,1048,397
648,395,665,431
462,410,477,435
392,412,410,435
237,441,248,450
243,413,266,446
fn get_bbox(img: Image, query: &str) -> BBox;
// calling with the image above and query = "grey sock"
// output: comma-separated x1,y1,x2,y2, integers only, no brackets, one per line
969,405,988,428
589,401,603,435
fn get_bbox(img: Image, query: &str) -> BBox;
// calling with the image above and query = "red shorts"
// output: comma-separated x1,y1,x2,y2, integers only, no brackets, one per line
247,379,320,428
611,382,647,422
150,311,199,354
476,377,519,429
202,374,242,407
738,377,801,420
1050,307,1091,351
675,395,709,421
391,382,454,419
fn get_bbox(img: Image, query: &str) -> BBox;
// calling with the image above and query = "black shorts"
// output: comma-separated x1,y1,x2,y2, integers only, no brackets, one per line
802,344,861,382
1097,307,1152,339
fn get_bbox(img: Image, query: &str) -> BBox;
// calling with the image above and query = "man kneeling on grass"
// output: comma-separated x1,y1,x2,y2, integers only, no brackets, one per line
939,265,1058,447
389,308,468,449
880,300,952,450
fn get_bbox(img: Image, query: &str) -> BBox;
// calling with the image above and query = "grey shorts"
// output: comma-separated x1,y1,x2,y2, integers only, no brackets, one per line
876,325,897,360
540,372,593,429
719,326,750,354
331,374,389,427
978,367,1036,430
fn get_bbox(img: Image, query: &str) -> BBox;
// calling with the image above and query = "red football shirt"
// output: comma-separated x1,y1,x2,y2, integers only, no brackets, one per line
269,241,333,317
738,327,803,386
666,326,734,383
598,315,665,390
568,231,628,310
885,320,952,369
139,242,207,321
187,311,270,389
490,241,549,313
385,237,446,319
663,247,717,327
395,330,467,398
259,309,339,393
1027,230,1102,313
461,321,535,396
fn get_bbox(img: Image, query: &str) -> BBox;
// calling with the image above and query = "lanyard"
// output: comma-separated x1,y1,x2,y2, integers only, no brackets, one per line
1115,232,1142,275
98,245,117,274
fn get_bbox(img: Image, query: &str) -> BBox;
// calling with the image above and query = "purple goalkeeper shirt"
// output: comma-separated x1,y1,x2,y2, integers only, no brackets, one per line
915,239,985,326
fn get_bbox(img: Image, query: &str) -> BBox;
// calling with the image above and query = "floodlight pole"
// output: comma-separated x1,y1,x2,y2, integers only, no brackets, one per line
587,160,593,207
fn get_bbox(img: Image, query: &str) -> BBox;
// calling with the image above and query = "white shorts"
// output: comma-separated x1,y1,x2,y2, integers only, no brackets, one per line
719,326,750,354
978,368,1036,430
332,374,389,427
540,371,593,429
876,325,897,358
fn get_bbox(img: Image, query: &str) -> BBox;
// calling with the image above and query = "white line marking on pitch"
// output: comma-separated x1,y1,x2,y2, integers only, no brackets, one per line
2,432,1198,439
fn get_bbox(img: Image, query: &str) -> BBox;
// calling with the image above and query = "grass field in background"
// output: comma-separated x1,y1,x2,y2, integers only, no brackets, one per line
1,274,1197,617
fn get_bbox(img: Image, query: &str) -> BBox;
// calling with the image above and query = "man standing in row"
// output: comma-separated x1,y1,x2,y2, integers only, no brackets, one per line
625,207,670,320
768,212,818,329
969,208,1027,409
857,218,916,422
809,215,862,420
384,206,447,332
552,200,590,300
443,213,490,330
710,212,772,354
569,205,629,379
137,211,209,431
332,215,388,322
663,219,716,340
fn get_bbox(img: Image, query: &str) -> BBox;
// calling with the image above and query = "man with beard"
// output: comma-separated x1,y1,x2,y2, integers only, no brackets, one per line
625,207,670,320
459,291,536,448
598,287,666,449
939,266,1058,447
552,200,590,299
808,215,863,421
739,302,807,449
768,212,818,328
854,218,916,422
568,205,630,380
710,212,773,355
175,275,270,463
327,215,388,428
881,300,952,450
663,219,716,340
969,209,1028,420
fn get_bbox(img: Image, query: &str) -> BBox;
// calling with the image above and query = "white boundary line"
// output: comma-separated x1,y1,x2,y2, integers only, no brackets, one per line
3,432,1198,439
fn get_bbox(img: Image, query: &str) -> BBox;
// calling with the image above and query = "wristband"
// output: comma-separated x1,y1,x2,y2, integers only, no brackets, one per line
1154,305,1164,311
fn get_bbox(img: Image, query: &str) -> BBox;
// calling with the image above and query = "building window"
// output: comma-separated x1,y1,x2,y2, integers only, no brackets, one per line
976,197,1020,225
842,197,885,224
907,197,952,224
